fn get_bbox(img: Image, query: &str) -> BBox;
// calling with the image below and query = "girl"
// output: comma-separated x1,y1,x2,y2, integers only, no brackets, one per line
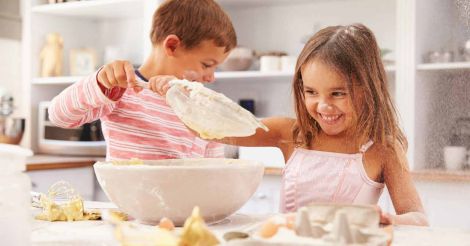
152,23,428,226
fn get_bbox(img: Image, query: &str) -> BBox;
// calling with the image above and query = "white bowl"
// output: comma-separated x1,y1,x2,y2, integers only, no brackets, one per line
94,158,264,225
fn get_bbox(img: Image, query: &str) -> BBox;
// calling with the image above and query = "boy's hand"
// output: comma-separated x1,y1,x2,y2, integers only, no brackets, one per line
148,71,201,96
148,75,177,96
97,60,138,90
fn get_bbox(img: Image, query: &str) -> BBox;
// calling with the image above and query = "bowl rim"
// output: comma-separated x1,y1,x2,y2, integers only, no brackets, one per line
93,158,264,170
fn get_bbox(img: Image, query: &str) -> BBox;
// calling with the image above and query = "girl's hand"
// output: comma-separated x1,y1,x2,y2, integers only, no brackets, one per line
97,60,138,91
375,205,394,225
148,75,177,96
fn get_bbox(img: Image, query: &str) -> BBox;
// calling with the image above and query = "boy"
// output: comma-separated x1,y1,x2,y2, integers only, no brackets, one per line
48,0,237,160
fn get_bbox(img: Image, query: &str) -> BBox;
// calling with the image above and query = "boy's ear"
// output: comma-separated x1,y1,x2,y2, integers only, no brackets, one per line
163,34,181,56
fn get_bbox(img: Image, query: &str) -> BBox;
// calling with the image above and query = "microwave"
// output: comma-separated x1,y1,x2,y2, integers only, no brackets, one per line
38,102,106,156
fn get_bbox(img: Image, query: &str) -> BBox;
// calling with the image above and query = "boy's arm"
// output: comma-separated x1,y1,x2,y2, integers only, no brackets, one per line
48,70,125,128
49,60,137,128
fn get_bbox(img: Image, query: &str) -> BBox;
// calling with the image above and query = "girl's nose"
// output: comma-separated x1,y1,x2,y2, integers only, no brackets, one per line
318,101,334,112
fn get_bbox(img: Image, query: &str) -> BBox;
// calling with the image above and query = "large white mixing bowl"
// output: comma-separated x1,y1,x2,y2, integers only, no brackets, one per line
94,158,264,225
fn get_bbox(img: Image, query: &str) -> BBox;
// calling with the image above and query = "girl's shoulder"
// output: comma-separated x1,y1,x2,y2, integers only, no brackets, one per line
365,140,408,170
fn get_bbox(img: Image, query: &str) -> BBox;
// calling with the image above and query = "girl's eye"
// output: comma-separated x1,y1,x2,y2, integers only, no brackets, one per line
202,63,211,69
304,90,317,95
332,91,346,97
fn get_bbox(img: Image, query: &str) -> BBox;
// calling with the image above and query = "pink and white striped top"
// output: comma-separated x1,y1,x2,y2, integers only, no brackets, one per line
48,71,225,161
280,141,384,212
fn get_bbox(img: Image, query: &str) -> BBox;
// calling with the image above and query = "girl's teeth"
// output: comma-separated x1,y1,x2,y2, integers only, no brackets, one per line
321,114,340,121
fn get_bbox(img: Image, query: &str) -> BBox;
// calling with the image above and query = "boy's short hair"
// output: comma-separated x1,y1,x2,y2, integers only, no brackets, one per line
150,0,237,52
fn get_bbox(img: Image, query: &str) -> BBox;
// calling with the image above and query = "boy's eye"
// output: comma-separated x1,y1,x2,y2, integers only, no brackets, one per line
202,63,211,69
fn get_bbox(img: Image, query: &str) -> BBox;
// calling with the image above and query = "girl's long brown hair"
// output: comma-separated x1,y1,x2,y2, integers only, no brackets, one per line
292,23,407,162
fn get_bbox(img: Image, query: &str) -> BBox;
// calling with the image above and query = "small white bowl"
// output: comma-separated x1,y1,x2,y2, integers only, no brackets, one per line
94,158,264,225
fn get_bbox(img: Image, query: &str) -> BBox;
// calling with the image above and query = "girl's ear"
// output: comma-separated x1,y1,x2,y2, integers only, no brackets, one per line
163,34,181,57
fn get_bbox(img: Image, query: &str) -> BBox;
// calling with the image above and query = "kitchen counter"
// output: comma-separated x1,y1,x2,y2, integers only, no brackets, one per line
30,202,470,245
266,167,470,182
26,155,470,182
26,155,104,171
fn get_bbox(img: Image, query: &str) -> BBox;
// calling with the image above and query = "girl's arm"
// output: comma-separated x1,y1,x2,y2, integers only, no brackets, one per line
197,117,296,148
382,145,429,226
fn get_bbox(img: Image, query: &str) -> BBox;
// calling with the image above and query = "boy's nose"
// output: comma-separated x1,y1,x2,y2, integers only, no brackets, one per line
202,72,215,83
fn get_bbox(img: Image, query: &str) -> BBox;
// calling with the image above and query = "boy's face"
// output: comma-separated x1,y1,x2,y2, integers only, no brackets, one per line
301,60,357,137
168,39,229,83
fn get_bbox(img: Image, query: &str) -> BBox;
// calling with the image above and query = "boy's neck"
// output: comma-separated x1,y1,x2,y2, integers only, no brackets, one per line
138,48,166,80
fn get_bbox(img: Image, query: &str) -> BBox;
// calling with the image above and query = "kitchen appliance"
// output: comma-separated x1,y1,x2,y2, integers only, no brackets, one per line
38,101,106,156
0,95,25,145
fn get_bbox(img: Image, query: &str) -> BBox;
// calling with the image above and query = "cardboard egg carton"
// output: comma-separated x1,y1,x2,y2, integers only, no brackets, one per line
224,203,392,246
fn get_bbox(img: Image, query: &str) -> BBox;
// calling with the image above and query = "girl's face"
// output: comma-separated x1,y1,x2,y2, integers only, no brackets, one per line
301,60,357,136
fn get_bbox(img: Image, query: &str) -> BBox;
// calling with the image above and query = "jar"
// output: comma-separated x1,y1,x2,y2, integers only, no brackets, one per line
0,143,33,246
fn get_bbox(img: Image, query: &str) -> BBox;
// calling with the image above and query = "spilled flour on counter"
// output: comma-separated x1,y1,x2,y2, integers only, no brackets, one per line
166,79,268,139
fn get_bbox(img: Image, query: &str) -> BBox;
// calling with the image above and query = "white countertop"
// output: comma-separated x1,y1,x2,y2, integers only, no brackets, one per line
31,202,470,246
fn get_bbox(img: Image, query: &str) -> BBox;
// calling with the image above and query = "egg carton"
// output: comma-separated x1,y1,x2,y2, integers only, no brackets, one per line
223,203,392,246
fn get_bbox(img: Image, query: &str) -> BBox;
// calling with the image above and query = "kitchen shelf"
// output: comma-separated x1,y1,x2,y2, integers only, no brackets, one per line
219,0,315,8
32,76,83,85
33,72,293,85
215,71,293,81
417,62,470,71
31,0,143,19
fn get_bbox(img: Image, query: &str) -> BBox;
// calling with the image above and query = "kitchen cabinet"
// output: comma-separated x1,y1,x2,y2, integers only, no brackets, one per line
238,174,281,214
26,155,107,201
28,167,96,200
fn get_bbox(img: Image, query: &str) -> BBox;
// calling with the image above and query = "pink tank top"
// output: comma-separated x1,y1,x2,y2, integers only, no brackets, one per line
280,141,384,212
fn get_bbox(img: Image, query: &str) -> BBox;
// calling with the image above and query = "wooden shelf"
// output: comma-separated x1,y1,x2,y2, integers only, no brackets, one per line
417,62,470,71
31,0,143,19
32,76,83,85
265,167,470,182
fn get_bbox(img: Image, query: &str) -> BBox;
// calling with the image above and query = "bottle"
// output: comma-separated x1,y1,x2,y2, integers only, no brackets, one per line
0,143,33,246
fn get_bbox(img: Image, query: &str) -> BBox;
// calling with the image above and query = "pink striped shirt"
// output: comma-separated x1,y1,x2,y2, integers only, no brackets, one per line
48,71,225,160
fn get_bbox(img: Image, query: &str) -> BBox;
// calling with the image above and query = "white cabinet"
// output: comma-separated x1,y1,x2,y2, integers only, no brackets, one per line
27,167,95,200
238,175,281,214
415,181,470,228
